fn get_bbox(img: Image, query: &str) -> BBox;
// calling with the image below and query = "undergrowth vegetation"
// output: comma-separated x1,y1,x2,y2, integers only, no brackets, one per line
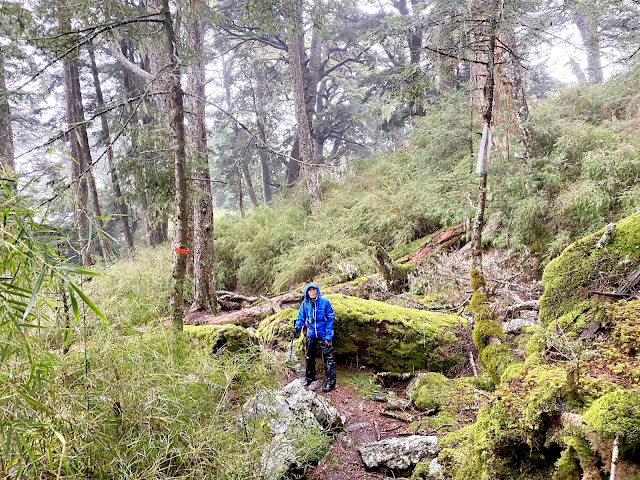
44,328,291,479
214,65,640,294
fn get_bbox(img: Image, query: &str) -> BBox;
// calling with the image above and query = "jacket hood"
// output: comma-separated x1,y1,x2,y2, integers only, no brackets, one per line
303,282,322,299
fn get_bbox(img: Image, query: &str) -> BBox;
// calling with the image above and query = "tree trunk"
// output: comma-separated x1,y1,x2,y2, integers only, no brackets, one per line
120,39,167,247
89,43,135,256
286,135,301,186
575,2,604,85
150,0,189,331
492,32,532,160
258,147,273,203
55,7,111,264
87,166,114,263
288,1,322,214
471,0,499,274
437,11,457,94
187,9,219,315
68,54,112,263
253,68,274,203
241,158,259,207
237,171,245,217
256,121,273,203
392,0,425,117
57,0,92,266
0,51,15,179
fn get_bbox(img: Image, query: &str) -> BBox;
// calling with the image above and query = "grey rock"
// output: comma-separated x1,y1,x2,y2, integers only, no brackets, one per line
502,318,535,333
357,435,440,471
371,392,387,402
429,457,443,476
345,421,371,432
242,379,342,480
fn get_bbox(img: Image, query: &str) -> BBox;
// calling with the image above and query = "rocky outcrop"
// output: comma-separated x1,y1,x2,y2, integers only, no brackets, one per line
242,380,342,480
357,435,440,471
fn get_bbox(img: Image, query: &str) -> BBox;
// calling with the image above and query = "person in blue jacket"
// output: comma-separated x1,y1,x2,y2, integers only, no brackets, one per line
293,282,336,392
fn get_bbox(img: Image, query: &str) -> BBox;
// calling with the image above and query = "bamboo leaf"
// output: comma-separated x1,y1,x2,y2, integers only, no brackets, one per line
66,281,79,322
22,269,46,321
68,280,107,322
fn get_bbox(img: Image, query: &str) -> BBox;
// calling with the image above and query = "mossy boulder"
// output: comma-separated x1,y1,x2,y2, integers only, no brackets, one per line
410,373,450,410
326,294,466,372
583,389,640,447
410,373,479,412
539,211,640,326
184,325,257,353
609,300,640,355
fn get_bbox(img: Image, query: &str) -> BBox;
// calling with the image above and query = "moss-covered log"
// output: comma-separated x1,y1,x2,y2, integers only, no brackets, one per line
257,294,468,372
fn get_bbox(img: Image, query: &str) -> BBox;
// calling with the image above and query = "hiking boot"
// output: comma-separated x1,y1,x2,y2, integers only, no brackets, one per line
322,381,335,392
303,378,314,387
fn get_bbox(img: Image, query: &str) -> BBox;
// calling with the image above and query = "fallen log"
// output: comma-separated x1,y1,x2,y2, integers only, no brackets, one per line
216,290,260,304
189,291,305,327
503,300,539,317
188,303,274,327
401,222,465,264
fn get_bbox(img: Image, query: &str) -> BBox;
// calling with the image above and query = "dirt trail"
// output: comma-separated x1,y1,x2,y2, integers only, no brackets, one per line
297,367,420,480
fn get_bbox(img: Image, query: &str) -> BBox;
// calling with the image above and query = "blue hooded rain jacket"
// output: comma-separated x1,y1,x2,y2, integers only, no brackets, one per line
295,283,335,340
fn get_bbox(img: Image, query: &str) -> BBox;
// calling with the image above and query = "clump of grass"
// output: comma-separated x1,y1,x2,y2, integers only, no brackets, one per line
338,367,382,399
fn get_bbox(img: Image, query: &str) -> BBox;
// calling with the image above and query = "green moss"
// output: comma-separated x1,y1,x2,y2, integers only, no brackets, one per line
410,375,482,436
480,344,517,384
338,367,382,399
500,363,525,383
411,459,432,479
411,372,449,410
472,320,515,384
577,375,620,408
610,300,640,354
524,329,547,366
184,325,257,353
256,308,298,348
539,211,640,326
472,320,503,349
451,365,570,479
583,389,640,446
553,447,581,480
390,232,435,260
553,434,597,480
326,294,466,372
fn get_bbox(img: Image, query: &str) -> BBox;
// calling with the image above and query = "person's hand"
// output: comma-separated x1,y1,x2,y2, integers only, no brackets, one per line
292,325,301,335
324,339,332,347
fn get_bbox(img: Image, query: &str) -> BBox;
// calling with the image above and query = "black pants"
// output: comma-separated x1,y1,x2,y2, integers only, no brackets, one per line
305,337,336,385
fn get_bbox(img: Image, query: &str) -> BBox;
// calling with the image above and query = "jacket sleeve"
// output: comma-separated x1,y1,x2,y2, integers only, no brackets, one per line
324,300,335,341
295,302,305,330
